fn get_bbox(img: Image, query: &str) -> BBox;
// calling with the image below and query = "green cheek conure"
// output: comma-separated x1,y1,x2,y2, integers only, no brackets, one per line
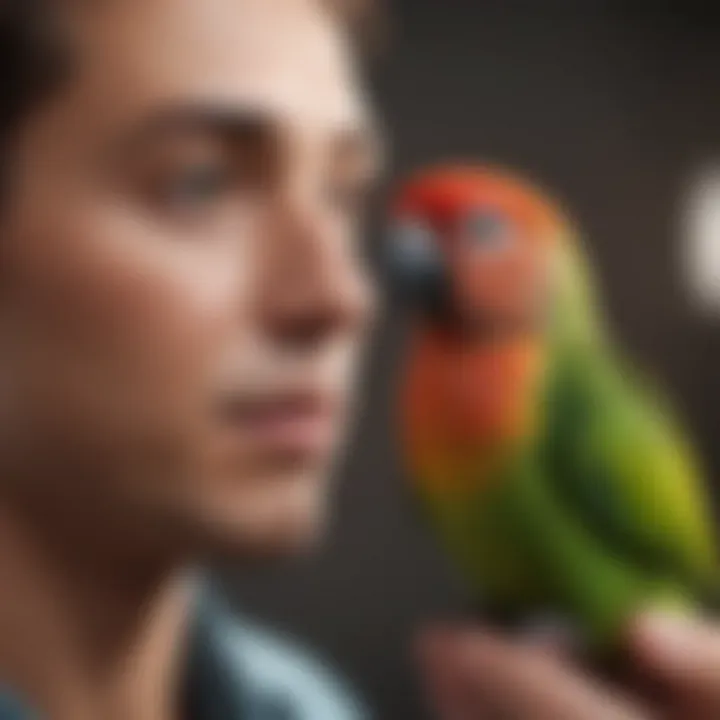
387,164,718,653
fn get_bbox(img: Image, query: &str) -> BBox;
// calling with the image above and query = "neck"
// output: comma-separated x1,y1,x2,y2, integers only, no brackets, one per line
0,503,197,720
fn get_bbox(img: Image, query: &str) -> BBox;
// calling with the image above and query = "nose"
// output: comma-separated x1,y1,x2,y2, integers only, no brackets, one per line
255,194,374,350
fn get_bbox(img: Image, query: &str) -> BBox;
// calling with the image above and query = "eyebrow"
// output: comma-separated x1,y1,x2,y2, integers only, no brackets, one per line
113,104,276,156
109,102,384,181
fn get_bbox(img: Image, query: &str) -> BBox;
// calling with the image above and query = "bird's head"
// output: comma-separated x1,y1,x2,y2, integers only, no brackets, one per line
387,165,574,343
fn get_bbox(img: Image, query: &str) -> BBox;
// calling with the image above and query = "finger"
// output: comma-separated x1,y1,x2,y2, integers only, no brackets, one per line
517,622,580,662
417,629,496,719
631,612,720,707
419,627,650,720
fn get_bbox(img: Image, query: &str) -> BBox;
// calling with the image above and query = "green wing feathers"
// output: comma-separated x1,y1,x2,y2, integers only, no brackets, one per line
542,341,719,602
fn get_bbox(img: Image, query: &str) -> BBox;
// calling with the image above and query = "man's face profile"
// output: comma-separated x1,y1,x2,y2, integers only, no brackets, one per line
0,0,378,559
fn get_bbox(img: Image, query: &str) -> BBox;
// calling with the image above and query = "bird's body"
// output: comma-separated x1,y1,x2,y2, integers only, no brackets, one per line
391,165,718,651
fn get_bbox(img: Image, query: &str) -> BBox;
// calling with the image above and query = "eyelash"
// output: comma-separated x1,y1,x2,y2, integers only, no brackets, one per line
146,163,369,230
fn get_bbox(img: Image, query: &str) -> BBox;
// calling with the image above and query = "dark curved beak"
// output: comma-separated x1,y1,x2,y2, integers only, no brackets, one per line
385,239,454,324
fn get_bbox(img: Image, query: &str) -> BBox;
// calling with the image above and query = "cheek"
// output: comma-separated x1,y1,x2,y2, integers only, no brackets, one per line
454,250,539,309
0,202,250,434
454,256,506,308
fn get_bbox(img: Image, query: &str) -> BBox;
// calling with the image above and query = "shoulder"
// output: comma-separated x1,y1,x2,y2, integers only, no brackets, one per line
223,617,370,720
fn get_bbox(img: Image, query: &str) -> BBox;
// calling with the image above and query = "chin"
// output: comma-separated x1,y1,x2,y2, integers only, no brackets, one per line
187,469,332,562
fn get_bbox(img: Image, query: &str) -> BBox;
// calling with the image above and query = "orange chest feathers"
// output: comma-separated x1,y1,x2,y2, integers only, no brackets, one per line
400,335,546,490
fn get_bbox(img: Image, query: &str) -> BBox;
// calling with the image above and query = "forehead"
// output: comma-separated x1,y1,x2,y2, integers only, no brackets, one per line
59,0,371,141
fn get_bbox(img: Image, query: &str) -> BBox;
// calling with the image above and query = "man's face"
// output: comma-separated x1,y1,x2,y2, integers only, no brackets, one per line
0,0,378,558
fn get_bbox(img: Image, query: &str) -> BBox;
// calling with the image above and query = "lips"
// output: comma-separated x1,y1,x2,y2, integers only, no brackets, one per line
215,389,339,458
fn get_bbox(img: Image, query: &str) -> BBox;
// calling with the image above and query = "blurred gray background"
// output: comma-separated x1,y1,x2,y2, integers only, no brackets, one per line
217,2,720,718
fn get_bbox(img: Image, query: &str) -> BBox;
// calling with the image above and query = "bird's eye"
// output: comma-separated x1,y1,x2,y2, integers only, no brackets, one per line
466,211,513,251
391,219,439,268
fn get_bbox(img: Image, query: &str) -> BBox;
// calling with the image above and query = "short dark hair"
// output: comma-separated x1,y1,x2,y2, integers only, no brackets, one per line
0,0,380,180
0,2,72,163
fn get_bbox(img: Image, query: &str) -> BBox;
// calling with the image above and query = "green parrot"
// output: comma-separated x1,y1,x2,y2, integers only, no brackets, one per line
388,164,718,653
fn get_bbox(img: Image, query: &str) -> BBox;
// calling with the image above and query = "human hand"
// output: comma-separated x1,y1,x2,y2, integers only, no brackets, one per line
418,613,720,719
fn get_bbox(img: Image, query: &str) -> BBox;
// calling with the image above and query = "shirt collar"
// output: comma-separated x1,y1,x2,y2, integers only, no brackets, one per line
184,583,294,720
